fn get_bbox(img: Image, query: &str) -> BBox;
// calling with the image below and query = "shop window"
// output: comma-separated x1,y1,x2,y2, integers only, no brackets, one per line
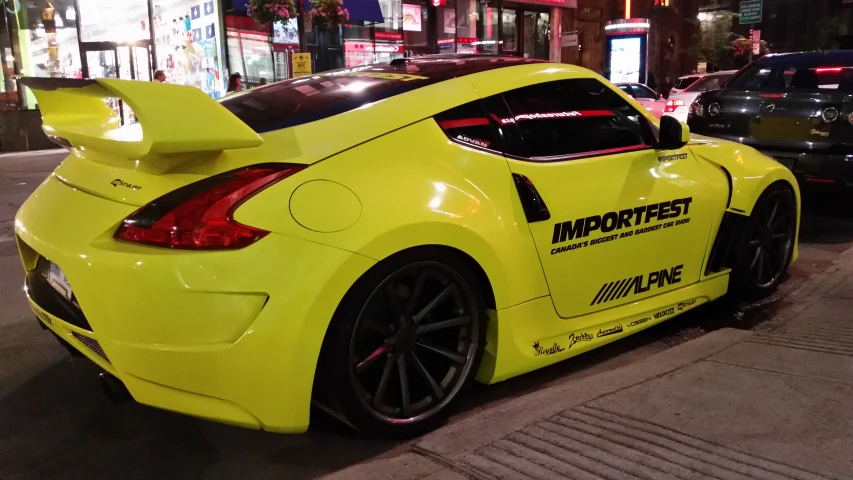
501,9,518,53
152,0,225,97
79,0,149,42
225,15,274,90
10,1,82,108
499,79,652,160
522,11,549,60
434,101,498,151
436,0,456,53
403,2,429,55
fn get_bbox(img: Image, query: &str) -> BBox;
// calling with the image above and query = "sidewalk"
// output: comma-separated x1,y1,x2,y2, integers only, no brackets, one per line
325,248,853,480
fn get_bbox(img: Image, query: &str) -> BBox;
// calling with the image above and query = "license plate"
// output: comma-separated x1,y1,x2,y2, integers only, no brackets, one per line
47,262,74,302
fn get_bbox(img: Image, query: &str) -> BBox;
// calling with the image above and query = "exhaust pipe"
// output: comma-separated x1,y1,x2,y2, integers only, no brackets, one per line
99,372,131,403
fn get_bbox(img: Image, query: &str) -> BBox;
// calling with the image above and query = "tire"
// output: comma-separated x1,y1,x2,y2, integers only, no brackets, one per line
313,248,488,438
730,183,797,299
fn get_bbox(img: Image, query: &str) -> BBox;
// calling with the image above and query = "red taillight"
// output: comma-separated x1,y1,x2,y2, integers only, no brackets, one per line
115,164,304,250
815,67,844,73
664,99,685,113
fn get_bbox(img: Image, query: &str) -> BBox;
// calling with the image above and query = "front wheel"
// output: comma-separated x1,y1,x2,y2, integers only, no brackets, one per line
731,183,797,299
313,249,487,437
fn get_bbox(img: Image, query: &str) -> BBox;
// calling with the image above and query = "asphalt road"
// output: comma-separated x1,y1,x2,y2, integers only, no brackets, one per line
1,151,852,480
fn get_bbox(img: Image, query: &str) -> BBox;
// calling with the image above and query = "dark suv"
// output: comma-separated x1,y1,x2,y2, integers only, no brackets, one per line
688,51,853,186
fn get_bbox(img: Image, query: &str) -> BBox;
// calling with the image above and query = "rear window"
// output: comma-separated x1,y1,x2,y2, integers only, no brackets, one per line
675,76,700,89
219,57,542,133
728,55,853,91
686,74,733,92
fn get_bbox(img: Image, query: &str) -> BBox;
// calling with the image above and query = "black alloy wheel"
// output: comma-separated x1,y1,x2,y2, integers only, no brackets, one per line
314,250,487,437
734,184,796,297
350,262,480,424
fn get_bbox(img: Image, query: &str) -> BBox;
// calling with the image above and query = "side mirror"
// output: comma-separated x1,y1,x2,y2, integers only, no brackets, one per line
657,116,690,150
657,93,663,100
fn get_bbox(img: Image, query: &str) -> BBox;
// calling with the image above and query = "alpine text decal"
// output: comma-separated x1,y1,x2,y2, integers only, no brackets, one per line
590,265,683,306
550,197,692,255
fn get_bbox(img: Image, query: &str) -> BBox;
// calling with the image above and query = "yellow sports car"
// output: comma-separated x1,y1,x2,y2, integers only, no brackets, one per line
15,55,799,437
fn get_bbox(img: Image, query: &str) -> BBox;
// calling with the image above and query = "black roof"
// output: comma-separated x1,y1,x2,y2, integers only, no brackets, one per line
757,50,853,65
220,55,545,133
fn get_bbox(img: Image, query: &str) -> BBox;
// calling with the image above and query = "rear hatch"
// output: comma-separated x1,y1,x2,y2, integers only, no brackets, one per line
693,55,853,154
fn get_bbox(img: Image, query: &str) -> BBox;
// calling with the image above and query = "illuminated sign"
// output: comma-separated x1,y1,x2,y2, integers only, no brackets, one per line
511,0,577,7
344,41,405,53
432,0,446,6
609,36,641,83
375,31,403,40
403,4,422,32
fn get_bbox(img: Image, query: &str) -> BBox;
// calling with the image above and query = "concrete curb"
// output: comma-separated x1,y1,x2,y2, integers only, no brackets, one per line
414,327,752,463
321,328,753,480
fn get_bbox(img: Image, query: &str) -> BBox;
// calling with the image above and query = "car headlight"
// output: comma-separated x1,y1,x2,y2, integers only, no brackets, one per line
690,101,704,118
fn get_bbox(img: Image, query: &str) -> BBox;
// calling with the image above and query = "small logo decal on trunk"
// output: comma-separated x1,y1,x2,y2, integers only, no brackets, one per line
111,179,142,190
810,129,829,138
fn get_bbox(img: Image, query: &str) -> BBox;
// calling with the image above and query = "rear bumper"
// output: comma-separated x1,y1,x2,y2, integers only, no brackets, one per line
15,175,375,432
760,150,853,186
687,132,853,184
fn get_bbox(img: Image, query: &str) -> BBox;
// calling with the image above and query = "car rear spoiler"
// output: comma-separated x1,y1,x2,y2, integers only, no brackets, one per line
19,77,263,161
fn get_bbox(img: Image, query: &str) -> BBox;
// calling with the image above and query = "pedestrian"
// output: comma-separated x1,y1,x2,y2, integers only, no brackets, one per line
659,76,673,99
647,72,657,91
153,70,166,83
227,73,242,93
691,69,698,75
258,78,268,86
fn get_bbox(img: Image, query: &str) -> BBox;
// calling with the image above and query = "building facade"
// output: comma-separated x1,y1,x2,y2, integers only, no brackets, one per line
0,0,695,150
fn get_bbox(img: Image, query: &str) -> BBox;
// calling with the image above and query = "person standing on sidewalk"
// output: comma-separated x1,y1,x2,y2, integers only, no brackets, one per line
153,70,166,83
227,73,242,93
659,76,673,99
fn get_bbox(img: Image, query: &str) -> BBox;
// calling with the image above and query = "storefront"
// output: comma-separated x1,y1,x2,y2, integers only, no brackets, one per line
1,0,228,109
334,0,573,69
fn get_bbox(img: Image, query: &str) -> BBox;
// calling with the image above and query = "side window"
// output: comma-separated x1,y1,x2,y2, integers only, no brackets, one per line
434,101,498,151
632,85,658,99
500,79,653,159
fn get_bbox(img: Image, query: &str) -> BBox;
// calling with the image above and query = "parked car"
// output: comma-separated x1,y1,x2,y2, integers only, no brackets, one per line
616,82,667,118
670,74,702,95
688,51,853,186
663,70,736,123
16,55,799,437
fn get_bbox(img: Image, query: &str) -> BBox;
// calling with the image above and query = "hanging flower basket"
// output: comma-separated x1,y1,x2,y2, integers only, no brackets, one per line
247,0,296,24
308,0,349,30
731,36,769,57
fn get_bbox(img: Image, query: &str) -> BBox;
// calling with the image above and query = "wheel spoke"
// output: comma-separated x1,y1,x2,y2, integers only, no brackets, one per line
770,232,789,241
417,315,470,334
417,340,466,364
757,250,766,282
356,345,388,373
766,198,780,229
750,245,762,269
372,353,396,408
410,351,444,401
749,239,761,246
397,354,412,417
413,283,457,324
762,251,774,281
404,270,428,318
